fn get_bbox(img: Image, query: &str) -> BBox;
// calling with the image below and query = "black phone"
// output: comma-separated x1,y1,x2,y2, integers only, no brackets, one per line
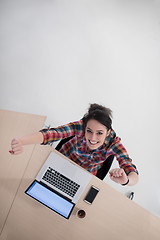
84,186,99,204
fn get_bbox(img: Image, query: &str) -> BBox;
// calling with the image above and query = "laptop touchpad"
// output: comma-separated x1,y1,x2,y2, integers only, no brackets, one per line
61,161,78,177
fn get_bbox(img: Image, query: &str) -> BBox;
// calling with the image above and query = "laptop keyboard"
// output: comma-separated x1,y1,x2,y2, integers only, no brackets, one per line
42,167,80,198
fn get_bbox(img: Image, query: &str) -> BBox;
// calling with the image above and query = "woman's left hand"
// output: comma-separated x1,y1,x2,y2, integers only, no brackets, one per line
109,168,128,185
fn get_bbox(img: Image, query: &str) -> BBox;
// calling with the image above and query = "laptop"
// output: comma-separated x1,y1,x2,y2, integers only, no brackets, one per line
25,150,92,219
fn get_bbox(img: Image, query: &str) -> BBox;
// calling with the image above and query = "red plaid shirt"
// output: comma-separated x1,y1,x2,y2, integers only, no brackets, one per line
40,120,138,176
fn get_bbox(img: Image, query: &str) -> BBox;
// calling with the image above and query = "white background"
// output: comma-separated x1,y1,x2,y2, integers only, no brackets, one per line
0,0,160,217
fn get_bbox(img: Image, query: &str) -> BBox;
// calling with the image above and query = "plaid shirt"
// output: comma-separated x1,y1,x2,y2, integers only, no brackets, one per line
40,120,138,176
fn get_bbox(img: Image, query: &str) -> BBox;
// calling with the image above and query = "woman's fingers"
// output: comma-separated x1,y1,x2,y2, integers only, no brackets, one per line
10,139,23,155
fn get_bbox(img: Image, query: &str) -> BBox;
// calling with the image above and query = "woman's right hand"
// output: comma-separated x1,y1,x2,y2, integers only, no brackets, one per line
10,138,23,155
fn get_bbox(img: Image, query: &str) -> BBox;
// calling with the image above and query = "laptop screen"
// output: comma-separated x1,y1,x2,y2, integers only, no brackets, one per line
25,180,75,219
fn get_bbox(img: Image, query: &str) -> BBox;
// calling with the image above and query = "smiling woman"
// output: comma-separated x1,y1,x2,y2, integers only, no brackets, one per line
85,119,109,150
10,103,139,186
83,104,112,150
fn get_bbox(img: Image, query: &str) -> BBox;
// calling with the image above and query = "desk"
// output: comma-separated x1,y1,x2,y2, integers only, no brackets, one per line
0,110,46,234
0,110,160,240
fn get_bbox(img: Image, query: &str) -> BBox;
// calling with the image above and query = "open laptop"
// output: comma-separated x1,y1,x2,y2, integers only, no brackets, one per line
25,150,92,219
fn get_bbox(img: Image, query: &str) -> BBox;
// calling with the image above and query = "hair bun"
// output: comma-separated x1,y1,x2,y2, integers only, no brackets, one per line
88,103,112,118
82,103,112,130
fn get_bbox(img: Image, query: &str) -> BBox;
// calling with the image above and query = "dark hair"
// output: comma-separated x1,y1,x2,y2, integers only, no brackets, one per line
82,103,112,131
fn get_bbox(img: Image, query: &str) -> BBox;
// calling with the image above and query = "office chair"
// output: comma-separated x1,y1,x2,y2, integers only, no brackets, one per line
55,136,114,180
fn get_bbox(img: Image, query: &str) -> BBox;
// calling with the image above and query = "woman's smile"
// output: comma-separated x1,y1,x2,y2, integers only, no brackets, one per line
85,119,110,150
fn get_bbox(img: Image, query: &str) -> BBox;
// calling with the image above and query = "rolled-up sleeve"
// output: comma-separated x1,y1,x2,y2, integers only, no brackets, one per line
40,120,83,145
110,137,139,175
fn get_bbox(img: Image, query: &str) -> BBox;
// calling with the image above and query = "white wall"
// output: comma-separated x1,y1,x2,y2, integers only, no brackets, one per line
0,0,160,217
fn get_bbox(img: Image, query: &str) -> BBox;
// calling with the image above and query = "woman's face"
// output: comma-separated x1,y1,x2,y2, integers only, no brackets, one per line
85,119,110,150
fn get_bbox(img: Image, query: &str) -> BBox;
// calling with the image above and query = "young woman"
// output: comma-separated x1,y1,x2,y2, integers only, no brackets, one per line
10,103,138,186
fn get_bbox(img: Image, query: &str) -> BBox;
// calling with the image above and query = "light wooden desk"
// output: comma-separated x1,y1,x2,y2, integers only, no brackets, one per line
0,110,46,235
0,110,160,240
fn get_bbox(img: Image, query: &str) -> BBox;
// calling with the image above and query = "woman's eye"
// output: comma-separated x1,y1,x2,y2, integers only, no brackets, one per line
86,129,92,133
97,132,103,135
